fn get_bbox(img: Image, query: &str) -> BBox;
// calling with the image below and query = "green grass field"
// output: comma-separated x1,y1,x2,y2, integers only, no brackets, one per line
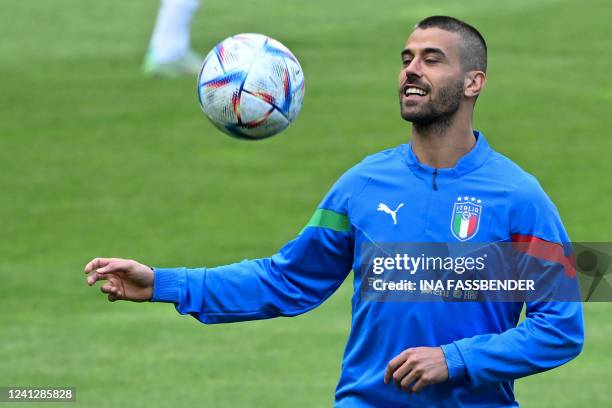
1,0,611,406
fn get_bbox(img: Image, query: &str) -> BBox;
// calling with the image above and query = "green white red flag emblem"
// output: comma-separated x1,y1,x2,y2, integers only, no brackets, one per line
451,197,482,241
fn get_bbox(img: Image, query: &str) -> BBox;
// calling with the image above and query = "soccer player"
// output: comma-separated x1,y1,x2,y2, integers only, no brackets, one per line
85,16,584,407
143,0,202,76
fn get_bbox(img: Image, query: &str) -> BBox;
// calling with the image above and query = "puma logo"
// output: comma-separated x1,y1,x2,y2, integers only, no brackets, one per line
377,202,404,225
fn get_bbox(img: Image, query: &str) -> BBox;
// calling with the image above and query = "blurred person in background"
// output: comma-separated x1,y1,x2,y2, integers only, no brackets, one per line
143,0,203,76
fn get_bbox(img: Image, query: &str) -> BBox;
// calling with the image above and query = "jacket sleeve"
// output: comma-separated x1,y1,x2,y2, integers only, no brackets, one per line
441,178,584,387
150,170,362,324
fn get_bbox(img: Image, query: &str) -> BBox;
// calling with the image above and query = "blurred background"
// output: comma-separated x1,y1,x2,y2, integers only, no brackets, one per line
1,0,611,406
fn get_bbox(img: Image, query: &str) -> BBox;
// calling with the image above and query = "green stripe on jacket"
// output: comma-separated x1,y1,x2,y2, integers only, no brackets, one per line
302,208,350,233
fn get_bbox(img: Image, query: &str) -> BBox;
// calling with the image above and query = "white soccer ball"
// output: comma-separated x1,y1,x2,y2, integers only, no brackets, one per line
197,33,305,140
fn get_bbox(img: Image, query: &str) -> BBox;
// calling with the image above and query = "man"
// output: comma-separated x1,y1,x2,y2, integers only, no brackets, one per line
143,0,202,76
85,16,584,407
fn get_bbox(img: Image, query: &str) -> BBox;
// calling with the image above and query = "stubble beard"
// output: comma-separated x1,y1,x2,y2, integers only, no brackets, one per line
400,78,465,134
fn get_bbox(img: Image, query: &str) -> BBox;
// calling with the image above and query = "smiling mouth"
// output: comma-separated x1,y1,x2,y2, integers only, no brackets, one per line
404,86,428,97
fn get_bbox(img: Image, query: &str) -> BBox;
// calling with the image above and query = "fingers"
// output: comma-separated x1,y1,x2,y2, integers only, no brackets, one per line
84,257,133,274
384,352,407,384
84,258,127,287
100,282,113,294
84,258,115,273
85,257,135,302
96,259,132,274
86,271,108,286
410,376,432,393
84,258,133,277
387,360,423,393
101,282,123,301
394,359,417,387
385,347,446,394
399,365,420,392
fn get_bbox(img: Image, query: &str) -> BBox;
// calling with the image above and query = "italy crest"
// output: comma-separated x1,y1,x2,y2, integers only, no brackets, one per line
451,196,482,241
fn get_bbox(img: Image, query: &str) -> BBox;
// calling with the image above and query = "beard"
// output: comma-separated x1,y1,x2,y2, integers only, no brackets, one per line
400,78,464,126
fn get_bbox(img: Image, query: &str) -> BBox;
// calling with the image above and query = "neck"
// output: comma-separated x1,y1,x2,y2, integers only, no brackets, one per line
410,108,476,169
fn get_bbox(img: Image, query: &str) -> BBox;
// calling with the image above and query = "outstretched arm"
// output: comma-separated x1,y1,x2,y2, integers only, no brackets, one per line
84,164,366,323
151,218,353,323
84,209,354,323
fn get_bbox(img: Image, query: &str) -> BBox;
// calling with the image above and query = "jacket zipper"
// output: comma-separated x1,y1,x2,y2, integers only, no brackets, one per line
432,168,438,191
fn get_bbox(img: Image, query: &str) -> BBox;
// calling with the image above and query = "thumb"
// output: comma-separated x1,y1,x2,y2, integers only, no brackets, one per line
95,263,116,274
96,260,131,275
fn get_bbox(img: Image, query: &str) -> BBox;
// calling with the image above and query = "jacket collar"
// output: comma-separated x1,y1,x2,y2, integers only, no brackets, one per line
402,130,492,183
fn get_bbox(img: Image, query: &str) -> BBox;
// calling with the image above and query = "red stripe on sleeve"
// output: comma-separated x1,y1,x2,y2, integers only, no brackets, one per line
511,234,576,277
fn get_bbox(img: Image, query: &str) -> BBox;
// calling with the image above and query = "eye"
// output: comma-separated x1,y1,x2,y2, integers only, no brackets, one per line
402,59,412,66
425,59,439,64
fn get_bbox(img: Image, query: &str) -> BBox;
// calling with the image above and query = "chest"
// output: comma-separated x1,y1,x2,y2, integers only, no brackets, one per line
349,174,511,244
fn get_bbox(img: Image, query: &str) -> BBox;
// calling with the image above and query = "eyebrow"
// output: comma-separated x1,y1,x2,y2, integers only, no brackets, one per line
401,47,447,58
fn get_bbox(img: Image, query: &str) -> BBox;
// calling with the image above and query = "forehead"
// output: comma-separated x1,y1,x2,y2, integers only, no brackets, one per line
403,27,462,59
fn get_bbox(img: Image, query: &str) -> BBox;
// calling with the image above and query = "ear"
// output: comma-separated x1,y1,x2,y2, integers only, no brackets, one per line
464,71,486,98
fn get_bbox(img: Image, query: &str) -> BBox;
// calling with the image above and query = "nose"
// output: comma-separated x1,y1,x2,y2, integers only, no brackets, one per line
404,57,423,79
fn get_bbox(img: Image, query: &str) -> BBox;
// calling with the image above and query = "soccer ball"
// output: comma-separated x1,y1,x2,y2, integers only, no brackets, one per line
197,33,305,140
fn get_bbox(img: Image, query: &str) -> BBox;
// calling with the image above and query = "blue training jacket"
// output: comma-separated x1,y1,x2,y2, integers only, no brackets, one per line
152,131,584,407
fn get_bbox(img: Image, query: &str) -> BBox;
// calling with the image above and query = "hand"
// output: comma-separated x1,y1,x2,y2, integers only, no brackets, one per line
384,347,449,393
84,258,154,302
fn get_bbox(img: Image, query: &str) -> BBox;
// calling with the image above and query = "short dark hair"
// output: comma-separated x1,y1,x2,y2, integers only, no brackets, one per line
415,16,487,73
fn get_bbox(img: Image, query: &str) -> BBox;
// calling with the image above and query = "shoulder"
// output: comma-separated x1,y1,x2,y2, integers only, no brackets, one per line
319,146,405,211
486,152,567,240
345,145,406,179
487,151,553,205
